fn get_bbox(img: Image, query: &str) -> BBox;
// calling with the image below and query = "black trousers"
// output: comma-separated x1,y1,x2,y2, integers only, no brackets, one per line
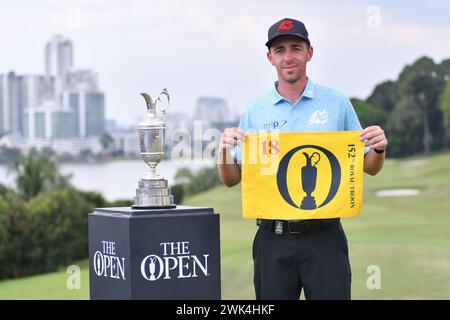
252,220,351,300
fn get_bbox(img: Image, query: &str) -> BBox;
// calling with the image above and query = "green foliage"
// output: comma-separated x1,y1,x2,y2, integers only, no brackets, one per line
174,166,221,201
171,184,184,204
358,55,450,157
174,167,194,184
351,98,387,128
9,148,72,200
0,193,27,279
0,188,102,279
391,57,445,155
367,80,397,113
439,81,450,146
19,189,93,276
0,149,141,280
0,183,11,196
386,96,424,156
0,186,106,279
77,190,108,208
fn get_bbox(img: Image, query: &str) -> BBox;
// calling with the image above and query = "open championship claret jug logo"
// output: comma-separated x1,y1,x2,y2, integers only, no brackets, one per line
277,145,341,210
140,241,210,282
241,131,364,220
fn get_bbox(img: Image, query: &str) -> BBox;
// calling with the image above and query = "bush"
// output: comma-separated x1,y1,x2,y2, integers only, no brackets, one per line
173,166,221,202
19,189,95,276
0,193,27,279
171,184,184,204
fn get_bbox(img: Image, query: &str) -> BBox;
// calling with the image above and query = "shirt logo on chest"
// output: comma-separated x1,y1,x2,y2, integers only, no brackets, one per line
263,120,288,130
307,109,328,127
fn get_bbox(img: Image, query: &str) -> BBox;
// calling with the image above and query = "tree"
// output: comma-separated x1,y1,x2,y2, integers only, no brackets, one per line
100,133,115,153
351,98,387,128
439,81,450,149
367,80,397,114
395,56,445,155
9,148,72,200
19,189,95,276
0,193,27,279
386,95,424,156
174,167,194,185
0,183,11,196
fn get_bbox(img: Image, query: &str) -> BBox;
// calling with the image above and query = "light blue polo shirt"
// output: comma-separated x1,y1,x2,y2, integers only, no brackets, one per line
232,78,369,165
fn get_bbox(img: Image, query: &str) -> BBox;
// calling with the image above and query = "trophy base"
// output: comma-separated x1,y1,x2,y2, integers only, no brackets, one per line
133,178,176,209
300,195,317,210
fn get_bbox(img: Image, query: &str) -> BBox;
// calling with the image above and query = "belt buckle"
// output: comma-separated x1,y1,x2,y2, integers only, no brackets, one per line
274,221,284,235
288,220,305,234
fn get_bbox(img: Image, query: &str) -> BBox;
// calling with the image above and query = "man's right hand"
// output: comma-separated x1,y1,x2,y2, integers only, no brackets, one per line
217,127,244,186
219,127,245,150
218,127,245,166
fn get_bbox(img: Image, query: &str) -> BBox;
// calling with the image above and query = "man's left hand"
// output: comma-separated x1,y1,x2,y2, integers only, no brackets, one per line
360,125,388,151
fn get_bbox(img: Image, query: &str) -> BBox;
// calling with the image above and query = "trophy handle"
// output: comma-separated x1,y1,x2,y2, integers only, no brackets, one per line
311,152,321,167
155,88,170,113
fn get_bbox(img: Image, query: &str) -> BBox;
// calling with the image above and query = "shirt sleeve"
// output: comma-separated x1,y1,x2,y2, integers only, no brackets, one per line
343,97,370,155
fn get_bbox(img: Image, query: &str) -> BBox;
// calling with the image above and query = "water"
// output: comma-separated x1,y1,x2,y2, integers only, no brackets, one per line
0,159,214,201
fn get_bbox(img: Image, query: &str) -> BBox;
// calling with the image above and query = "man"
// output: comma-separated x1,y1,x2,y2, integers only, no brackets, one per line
217,18,388,300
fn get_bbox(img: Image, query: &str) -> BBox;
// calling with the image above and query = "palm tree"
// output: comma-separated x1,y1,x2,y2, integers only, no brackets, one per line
8,148,72,200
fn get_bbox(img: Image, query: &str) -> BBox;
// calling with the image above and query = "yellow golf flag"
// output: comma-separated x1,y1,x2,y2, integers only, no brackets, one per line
242,131,364,220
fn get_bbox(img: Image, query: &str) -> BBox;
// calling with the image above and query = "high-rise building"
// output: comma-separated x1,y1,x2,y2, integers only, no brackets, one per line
4,74,55,139
63,91,105,137
45,35,73,98
3,35,106,154
193,97,230,127
23,91,105,140
45,35,73,79
0,72,24,136
66,69,98,91
0,73,13,134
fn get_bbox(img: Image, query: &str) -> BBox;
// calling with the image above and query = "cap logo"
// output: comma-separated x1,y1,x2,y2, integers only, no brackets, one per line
276,20,294,32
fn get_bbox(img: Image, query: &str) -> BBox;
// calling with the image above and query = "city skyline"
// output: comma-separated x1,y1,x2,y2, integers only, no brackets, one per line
0,0,449,126
0,34,106,155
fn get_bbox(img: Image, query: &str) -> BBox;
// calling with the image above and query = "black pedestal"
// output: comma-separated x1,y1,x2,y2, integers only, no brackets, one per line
88,206,221,300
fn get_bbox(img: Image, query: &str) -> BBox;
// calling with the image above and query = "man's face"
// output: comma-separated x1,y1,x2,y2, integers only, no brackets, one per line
267,36,313,84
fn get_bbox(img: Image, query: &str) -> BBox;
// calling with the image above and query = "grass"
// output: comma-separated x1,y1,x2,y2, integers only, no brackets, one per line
1,152,450,299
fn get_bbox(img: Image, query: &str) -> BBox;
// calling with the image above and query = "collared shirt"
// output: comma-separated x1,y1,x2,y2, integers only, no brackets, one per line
232,78,369,165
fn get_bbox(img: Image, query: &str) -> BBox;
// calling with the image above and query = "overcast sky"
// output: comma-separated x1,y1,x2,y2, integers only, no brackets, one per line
1,0,449,126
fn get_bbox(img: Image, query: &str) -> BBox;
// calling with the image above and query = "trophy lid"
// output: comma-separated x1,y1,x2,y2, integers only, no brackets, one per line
138,91,168,128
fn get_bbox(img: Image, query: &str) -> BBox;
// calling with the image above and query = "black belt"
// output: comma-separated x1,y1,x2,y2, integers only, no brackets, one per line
257,218,339,235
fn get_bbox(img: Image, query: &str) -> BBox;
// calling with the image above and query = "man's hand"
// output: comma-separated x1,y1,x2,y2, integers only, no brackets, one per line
219,127,245,151
360,125,388,151
361,125,387,176
217,127,244,187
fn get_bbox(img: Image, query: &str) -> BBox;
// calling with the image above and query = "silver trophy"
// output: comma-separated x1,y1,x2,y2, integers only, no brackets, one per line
132,88,175,209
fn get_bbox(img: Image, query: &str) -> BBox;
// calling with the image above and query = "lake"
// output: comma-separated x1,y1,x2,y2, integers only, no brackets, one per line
0,159,214,201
